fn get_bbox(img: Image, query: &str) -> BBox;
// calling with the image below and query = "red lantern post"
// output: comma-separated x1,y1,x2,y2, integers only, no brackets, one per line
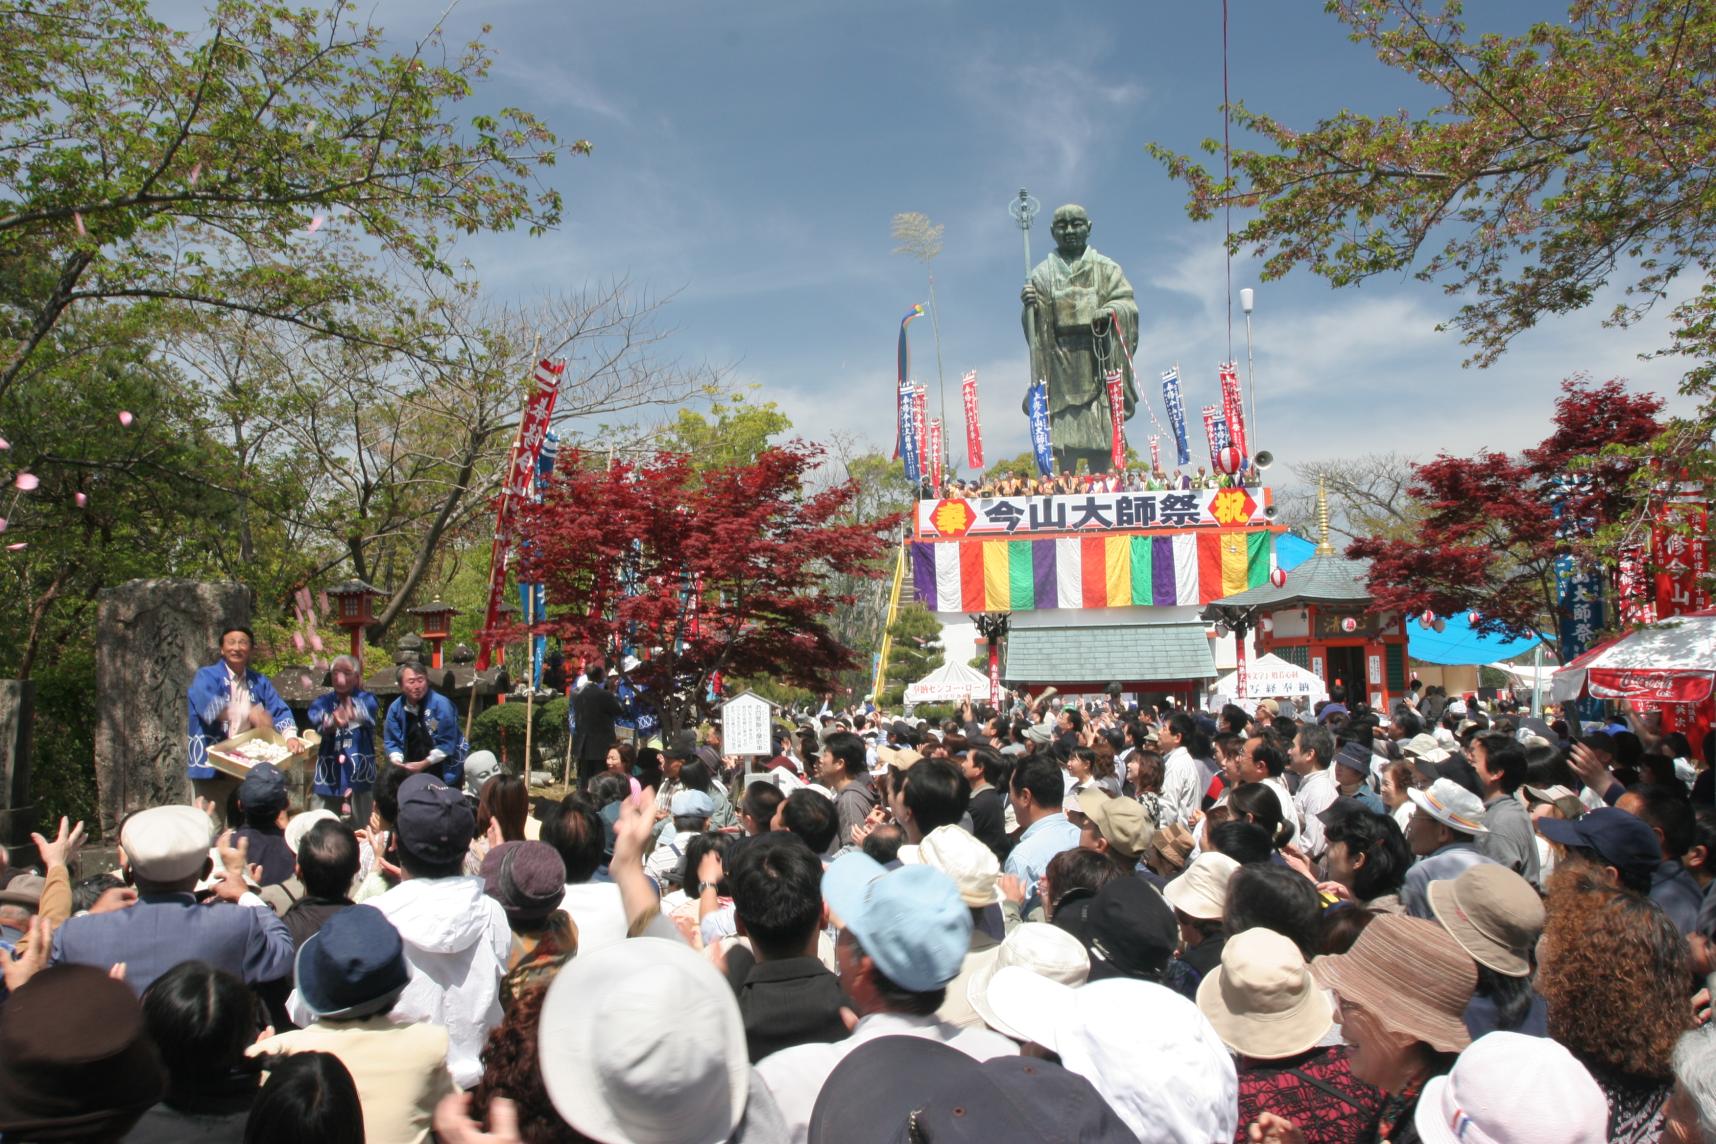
325,580,384,670
408,597,461,669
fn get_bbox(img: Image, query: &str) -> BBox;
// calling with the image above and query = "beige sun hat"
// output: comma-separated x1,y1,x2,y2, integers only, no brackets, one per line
1196,927,1333,1059
1426,864,1545,977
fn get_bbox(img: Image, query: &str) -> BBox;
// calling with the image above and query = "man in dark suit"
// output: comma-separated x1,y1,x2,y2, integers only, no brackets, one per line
572,663,625,787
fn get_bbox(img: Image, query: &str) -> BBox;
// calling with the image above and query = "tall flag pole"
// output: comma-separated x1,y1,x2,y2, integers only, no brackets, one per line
477,358,565,672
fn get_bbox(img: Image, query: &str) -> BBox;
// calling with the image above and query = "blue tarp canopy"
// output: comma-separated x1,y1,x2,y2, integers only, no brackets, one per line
1273,531,1537,666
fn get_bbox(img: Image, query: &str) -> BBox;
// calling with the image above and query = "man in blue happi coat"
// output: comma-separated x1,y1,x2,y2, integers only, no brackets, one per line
383,661,468,788
187,626,300,806
307,654,380,824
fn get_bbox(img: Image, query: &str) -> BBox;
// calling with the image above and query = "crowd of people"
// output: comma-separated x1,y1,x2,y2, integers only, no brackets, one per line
918,460,1263,502
0,674,1712,1143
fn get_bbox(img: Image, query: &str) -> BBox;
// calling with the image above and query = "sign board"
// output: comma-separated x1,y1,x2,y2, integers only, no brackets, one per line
915,487,1270,540
720,691,775,757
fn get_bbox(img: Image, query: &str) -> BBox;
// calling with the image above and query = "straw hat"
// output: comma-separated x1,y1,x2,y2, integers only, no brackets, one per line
1427,864,1545,977
1197,928,1333,1060
1311,915,1475,1053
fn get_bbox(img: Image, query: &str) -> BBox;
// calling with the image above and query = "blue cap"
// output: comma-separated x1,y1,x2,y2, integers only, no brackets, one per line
1535,807,1660,882
236,762,289,813
394,774,475,865
670,789,715,819
822,852,971,992
294,905,409,1019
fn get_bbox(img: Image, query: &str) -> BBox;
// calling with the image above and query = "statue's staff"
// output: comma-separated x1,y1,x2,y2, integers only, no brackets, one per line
1009,189,1045,395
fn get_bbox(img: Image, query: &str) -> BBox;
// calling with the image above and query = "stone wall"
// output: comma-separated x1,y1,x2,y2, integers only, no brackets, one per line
94,580,250,835
0,680,35,852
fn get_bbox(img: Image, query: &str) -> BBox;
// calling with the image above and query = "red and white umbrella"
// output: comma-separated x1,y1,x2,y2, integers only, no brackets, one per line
1551,608,1716,705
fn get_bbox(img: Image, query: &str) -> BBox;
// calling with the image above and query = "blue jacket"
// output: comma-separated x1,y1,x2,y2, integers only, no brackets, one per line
51,892,294,995
383,689,468,787
307,690,380,796
186,663,297,781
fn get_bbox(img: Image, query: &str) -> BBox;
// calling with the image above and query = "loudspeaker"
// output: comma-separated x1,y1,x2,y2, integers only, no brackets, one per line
1254,450,1274,471
1264,504,1279,519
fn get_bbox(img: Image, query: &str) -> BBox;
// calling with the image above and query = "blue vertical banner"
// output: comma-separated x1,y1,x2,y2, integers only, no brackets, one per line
1161,367,1191,466
899,382,923,484
1027,380,1054,476
1555,553,1607,720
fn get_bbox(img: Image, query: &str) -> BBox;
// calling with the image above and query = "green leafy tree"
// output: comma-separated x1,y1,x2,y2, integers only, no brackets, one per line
1,0,583,401
658,393,790,472
1148,0,1716,474
878,602,944,708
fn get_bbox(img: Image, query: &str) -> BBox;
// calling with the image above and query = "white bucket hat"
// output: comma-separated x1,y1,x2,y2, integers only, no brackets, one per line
966,923,1090,1040
1407,778,1490,835
1415,1031,1608,1144
900,825,1000,907
1162,852,1240,921
538,937,748,1144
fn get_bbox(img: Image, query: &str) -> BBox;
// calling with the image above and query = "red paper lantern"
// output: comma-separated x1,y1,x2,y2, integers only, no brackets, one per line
1466,610,1481,626
1215,446,1245,475
1420,609,1436,628
1341,616,1358,633
1269,567,1287,588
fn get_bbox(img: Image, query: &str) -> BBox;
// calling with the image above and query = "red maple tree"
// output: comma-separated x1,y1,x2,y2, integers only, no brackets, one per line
1347,378,1662,660
512,443,901,734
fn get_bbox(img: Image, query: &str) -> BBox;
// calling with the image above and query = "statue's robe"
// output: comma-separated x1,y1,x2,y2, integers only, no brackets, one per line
1021,246,1140,462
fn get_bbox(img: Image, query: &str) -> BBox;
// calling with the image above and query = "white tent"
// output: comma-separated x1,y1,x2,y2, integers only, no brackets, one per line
1210,653,1329,711
904,660,992,705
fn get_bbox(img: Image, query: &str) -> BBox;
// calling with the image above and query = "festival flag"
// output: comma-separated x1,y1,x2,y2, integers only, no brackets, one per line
1161,367,1191,466
1219,362,1248,461
1149,435,1161,473
1104,369,1128,471
894,305,925,460
899,383,923,485
961,370,984,469
477,358,566,670
927,417,944,492
1654,498,1711,617
911,384,930,480
910,531,1271,612
1202,406,1220,466
1027,380,1054,476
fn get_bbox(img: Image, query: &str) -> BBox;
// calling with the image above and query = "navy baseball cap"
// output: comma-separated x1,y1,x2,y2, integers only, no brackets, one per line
236,762,289,813
294,905,409,1019
394,774,476,865
1535,807,1660,882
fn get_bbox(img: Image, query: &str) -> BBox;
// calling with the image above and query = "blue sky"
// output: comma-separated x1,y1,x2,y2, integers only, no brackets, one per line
384,0,1700,476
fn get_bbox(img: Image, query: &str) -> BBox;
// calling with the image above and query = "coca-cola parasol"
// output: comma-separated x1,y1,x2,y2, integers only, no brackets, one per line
1550,608,1716,705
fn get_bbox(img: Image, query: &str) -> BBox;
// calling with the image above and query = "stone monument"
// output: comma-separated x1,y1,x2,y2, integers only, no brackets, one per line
94,579,251,835
1019,204,1140,474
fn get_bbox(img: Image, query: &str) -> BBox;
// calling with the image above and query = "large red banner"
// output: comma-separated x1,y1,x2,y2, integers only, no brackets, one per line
1654,501,1710,618
1104,368,1128,471
477,359,565,670
1220,363,1247,461
927,417,944,493
911,384,929,482
961,371,983,469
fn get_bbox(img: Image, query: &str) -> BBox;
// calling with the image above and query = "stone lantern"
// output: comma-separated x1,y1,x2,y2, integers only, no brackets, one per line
326,579,384,668
408,597,460,669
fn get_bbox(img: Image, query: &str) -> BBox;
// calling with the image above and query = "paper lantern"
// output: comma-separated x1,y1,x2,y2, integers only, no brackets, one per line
1260,615,1274,633
1433,618,1447,632
1215,446,1245,476
1466,610,1481,626
1269,567,1287,588
1341,616,1358,633
1420,609,1436,628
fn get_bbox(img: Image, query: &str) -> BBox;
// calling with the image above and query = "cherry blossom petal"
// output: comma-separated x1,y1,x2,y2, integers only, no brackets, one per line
189,162,202,186
306,215,324,234
118,411,135,427
74,212,85,235
74,492,88,507
5,543,25,552
13,473,38,491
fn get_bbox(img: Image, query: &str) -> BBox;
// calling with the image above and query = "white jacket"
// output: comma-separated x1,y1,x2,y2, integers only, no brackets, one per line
368,876,512,1088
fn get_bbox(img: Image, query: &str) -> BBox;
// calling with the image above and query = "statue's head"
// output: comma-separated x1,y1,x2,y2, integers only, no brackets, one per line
1050,204,1090,255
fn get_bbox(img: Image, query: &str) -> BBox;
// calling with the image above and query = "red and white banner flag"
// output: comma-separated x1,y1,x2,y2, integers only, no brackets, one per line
1219,363,1247,461
1104,369,1128,470
911,384,929,480
478,358,565,670
1149,435,1161,473
961,370,983,469
927,418,944,492
1654,500,1711,618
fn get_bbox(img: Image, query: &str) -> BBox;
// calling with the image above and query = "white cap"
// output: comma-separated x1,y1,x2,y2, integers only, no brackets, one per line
539,937,747,1144
902,825,1000,907
121,805,216,883
1162,852,1240,921
1407,778,1490,835
1415,1031,1608,1144
985,971,1238,1142
967,923,1090,1040
284,809,339,855
1402,733,1452,764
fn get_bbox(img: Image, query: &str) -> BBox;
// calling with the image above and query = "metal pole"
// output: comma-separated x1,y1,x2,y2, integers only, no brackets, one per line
1009,188,1039,279
1240,288,1258,461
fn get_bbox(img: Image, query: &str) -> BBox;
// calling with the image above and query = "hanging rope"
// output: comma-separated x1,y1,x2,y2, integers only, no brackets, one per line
1222,0,1233,362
